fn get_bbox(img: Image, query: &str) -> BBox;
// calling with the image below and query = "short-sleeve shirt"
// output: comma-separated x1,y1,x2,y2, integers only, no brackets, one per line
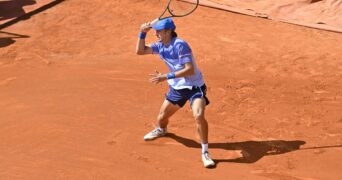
151,38,204,90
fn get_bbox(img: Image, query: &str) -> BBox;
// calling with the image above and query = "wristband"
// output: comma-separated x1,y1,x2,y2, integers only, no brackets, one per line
166,72,176,79
139,32,146,39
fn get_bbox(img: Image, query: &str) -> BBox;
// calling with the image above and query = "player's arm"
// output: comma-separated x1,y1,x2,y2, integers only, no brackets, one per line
174,62,194,77
149,62,194,84
173,43,195,77
136,22,153,55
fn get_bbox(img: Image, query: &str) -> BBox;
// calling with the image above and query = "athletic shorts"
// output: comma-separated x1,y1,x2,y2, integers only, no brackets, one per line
166,84,210,107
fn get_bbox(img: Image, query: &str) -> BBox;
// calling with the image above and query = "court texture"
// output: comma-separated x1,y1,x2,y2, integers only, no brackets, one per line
1,0,341,179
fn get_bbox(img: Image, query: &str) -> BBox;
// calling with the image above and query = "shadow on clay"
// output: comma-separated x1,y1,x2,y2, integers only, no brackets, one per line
0,30,29,48
0,0,65,30
164,133,342,165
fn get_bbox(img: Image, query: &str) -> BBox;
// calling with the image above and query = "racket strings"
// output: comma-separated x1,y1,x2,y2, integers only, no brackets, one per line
168,0,198,16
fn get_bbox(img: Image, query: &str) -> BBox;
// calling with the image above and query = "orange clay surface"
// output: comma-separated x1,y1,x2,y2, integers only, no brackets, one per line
0,0,342,179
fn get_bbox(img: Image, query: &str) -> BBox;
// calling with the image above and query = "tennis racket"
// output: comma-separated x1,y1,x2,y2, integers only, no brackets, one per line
149,0,199,27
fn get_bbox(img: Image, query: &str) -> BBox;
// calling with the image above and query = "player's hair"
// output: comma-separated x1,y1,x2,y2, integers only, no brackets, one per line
171,31,177,38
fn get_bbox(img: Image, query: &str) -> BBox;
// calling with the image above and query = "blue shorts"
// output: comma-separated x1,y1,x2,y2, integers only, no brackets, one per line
166,84,210,107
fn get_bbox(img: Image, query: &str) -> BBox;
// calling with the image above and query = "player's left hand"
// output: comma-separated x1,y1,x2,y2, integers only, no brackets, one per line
149,70,167,84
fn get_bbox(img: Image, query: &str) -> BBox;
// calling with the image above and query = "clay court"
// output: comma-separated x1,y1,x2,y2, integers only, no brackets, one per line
1,0,342,179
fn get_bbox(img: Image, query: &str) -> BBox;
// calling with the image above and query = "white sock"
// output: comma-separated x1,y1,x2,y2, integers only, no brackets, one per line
201,143,209,154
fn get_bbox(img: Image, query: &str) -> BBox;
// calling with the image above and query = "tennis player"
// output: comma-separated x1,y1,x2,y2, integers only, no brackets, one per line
136,18,215,168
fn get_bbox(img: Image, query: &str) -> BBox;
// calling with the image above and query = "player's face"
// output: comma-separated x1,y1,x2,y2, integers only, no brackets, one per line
155,29,171,43
155,29,165,41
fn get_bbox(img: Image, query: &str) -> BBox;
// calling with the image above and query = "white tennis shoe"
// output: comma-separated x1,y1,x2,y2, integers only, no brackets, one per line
143,127,167,141
202,151,215,168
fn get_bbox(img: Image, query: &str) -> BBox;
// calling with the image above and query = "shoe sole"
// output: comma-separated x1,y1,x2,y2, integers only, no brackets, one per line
204,163,216,168
143,133,167,141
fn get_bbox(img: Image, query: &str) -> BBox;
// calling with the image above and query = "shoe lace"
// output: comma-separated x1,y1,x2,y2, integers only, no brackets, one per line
152,128,164,135
203,152,212,161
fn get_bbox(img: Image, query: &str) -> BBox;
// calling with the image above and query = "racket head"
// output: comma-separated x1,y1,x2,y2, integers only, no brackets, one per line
149,0,199,27
168,0,199,17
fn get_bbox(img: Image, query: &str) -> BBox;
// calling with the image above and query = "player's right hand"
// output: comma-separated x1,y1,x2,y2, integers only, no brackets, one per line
140,22,152,33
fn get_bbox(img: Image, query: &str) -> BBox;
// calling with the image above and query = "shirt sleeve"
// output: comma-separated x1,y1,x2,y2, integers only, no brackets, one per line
150,43,160,54
177,43,192,64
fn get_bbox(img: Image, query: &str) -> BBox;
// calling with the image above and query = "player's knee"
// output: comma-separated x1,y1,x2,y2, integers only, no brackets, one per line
193,112,204,123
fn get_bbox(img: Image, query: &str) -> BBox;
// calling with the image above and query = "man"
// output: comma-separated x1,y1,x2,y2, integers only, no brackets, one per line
136,18,215,168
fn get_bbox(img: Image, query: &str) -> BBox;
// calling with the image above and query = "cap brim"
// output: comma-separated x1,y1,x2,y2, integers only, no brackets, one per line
152,24,164,30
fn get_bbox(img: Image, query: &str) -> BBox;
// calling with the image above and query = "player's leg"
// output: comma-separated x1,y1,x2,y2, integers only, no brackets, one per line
192,97,215,168
191,98,209,145
156,99,180,128
144,99,180,140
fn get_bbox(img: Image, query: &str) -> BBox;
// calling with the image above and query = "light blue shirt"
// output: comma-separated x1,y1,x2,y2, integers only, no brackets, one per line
151,38,204,90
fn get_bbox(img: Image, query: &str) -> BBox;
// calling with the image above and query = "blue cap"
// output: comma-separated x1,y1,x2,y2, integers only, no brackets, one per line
152,18,176,31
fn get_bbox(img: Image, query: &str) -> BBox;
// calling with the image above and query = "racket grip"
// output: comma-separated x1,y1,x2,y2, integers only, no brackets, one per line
149,18,159,27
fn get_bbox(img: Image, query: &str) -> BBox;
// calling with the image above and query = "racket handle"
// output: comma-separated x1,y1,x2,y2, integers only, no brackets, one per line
149,18,159,27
